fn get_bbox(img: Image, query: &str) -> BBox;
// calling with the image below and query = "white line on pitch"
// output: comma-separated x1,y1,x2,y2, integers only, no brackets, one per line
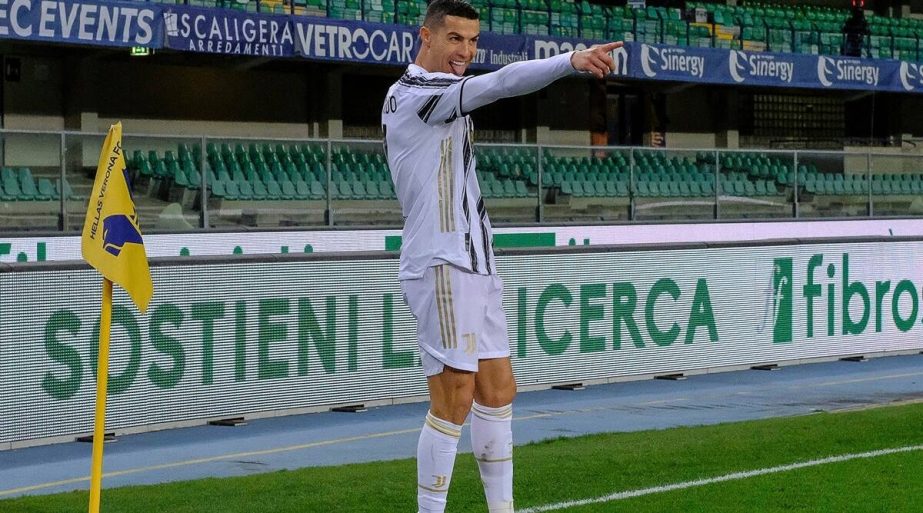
806,371,923,388
0,427,423,497
519,444,923,513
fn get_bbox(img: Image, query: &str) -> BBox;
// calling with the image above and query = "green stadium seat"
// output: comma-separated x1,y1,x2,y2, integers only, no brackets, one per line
55,178,76,200
577,181,594,197
515,180,529,197
184,162,201,188
910,178,923,194
152,160,168,178
584,182,608,198
269,180,287,199
37,178,58,200
309,181,324,200
381,180,396,199
502,180,517,197
365,181,382,199
173,167,190,188
703,181,717,196
228,163,244,183
178,144,195,164
132,150,145,167
4,176,28,200
687,182,702,196
164,151,177,167
293,180,310,200
851,179,867,195
20,173,47,200
352,182,369,199
237,180,257,200
493,180,508,198
251,180,270,200
215,166,232,183
210,179,227,199
222,180,240,200
0,179,14,201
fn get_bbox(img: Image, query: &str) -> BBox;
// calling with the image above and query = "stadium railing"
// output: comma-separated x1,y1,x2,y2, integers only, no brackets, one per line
1,128,922,234
134,0,923,61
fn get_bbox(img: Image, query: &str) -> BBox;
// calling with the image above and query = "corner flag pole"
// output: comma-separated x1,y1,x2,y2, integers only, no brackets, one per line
88,278,113,513
81,122,153,513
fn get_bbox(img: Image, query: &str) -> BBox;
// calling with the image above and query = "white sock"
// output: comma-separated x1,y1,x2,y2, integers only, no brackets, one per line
471,402,514,513
417,411,462,513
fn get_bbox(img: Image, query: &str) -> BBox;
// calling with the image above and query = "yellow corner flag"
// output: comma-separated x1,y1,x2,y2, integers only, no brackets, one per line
81,122,153,312
81,122,153,513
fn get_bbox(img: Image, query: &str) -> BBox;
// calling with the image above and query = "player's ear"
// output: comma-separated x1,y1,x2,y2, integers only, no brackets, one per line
420,26,431,47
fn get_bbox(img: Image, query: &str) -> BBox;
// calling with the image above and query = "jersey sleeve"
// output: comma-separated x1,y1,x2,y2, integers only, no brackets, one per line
415,52,575,126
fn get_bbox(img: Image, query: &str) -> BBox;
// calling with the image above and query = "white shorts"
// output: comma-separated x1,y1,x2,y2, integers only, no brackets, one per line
401,264,510,377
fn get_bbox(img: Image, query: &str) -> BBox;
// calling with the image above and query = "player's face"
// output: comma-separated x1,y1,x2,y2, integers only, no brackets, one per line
424,15,480,76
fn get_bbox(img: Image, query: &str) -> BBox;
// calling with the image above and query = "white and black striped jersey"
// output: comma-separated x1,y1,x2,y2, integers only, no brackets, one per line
382,52,574,280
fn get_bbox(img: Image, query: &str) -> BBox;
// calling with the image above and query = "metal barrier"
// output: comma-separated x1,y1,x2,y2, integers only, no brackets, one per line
1,128,922,234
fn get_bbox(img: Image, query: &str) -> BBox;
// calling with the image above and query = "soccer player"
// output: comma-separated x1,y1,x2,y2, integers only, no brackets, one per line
381,1,621,511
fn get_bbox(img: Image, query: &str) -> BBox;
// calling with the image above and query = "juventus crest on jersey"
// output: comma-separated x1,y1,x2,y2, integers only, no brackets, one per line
382,64,495,281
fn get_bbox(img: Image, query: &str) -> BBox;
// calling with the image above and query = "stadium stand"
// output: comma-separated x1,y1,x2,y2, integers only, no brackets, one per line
135,0,923,60
6,136,920,230
2,1,923,231
6,141,875,227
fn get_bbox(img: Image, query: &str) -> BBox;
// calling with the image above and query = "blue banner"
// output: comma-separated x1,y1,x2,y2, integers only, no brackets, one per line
613,42,923,94
0,0,161,47
1,0,921,94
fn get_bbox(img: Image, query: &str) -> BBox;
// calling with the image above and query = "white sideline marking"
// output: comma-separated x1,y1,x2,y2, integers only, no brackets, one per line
0,427,423,497
519,444,923,513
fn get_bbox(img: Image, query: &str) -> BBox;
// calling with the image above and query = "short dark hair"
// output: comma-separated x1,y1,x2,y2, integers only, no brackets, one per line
424,0,479,29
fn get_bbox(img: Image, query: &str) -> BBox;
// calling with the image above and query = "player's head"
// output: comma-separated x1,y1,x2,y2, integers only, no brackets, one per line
416,0,480,76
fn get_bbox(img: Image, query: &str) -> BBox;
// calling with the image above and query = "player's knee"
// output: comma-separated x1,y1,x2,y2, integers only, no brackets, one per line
476,382,517,407
431,376,475,424
432,394,474,425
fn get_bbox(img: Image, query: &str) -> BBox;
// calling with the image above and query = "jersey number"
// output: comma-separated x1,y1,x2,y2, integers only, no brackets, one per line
383,95,397,114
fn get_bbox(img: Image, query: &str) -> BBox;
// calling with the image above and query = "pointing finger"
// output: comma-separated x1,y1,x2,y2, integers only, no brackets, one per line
598,41,624,52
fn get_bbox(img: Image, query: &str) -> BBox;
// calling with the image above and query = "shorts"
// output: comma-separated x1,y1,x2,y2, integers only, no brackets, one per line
401,264,510,377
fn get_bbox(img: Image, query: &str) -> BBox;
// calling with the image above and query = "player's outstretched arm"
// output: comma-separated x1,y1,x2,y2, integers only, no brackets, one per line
442,41,623,121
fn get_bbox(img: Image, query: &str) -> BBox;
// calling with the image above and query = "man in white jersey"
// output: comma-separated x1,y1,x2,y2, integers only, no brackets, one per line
381,1,620,511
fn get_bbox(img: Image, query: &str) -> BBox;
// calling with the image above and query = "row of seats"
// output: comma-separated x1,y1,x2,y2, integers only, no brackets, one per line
124,143,923,206
0,168,78,202
482,176,530,198
209,176,396,200
804,173,923,195
558,177,780,198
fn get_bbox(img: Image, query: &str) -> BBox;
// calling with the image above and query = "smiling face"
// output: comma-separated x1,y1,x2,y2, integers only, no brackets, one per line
416,15,480,76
